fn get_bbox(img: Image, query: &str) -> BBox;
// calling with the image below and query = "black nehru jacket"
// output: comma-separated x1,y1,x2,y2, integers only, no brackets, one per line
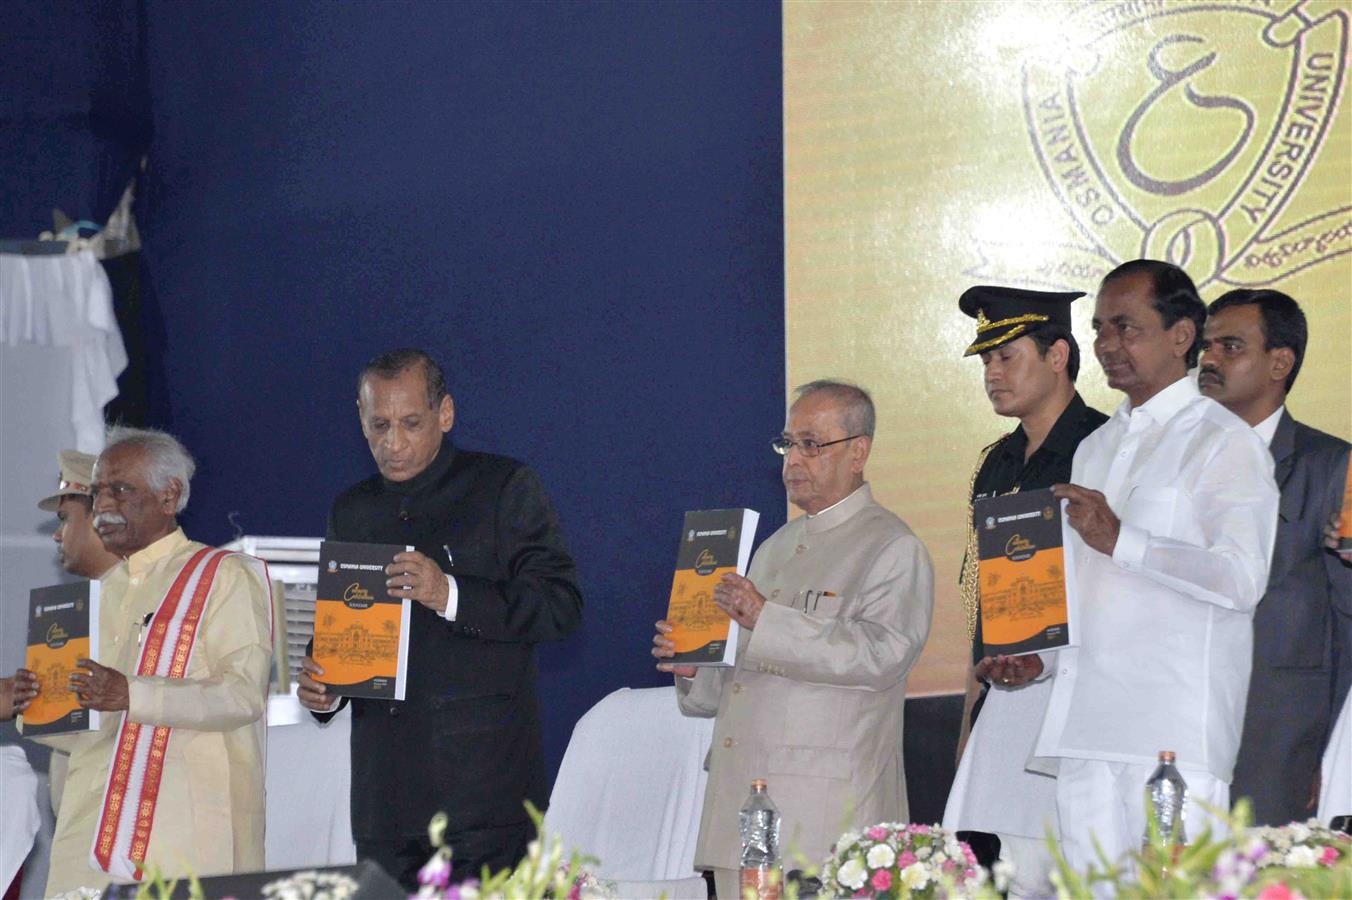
321,438,582,839
968,393,1107,666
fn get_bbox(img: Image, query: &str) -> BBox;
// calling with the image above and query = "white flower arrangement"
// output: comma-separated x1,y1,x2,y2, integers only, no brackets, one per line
261,869,360,900
818,822,987,899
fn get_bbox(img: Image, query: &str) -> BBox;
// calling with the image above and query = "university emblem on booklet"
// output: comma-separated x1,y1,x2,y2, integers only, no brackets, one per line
1009,0,1348,290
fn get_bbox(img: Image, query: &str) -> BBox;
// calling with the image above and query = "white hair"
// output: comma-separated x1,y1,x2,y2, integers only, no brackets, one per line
793,379,876,438
102,425,197,513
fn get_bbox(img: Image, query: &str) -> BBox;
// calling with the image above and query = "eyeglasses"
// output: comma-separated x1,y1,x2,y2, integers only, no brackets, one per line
771,435,863,458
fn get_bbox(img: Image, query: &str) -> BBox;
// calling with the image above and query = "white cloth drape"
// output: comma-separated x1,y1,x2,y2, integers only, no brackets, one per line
0,250,127,451
1,746,41,893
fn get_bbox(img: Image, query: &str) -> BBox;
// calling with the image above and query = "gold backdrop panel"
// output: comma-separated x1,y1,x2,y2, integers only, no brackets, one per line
784,0,1352,696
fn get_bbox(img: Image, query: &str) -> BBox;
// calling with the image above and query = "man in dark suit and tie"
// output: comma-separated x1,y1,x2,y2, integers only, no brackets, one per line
297,349,583,888
1199,289,1352,826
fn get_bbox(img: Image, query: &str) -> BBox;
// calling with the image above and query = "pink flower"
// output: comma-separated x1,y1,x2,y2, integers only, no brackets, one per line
853,890,868,898
867,826,890,841
1320,846,1340,866
962,845,977,866
1256,883,1295,900
964,868,977,880
913,824,932,835
871,869,893,891
942,859,957,872
898,851,917,867
417,852,452,889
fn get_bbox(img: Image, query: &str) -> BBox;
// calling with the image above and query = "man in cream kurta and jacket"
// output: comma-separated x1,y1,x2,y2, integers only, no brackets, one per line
654,381,934,897
18,428,272,897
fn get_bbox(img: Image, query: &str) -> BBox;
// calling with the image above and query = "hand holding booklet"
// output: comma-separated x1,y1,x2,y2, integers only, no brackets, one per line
21,581,101,735
313,540,413,700
974,487,1077,658
664,508,759,667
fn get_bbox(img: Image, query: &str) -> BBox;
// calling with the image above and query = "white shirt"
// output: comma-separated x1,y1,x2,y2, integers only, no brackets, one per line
440,574,459,620
1034,376,1279,780
1253,405,1284,447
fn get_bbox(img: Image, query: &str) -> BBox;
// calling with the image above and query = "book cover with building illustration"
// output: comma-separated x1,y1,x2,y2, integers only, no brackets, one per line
22,581,101,735
975,487,1076,658
313,541,412,700
665,508,759,667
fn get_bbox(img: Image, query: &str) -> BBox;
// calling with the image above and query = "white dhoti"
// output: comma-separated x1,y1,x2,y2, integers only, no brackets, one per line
944,680,1058,896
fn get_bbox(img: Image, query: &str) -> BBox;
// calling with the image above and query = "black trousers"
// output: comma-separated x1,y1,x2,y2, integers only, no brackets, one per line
358,821,534,892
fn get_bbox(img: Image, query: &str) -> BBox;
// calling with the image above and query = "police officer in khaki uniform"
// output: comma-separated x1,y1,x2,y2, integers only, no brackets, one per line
4,450,120,720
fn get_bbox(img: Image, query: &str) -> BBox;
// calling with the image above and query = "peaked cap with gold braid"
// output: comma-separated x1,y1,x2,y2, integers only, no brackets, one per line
959,285,1085,356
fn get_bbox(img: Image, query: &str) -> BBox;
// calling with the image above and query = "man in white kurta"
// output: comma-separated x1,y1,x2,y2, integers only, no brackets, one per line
653,381,934,898
1044,261,1278,872
24,429,272,896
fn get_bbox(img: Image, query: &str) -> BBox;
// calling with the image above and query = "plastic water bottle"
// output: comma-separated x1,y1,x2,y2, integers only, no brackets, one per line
739,779,781,900
1142,750,1188,849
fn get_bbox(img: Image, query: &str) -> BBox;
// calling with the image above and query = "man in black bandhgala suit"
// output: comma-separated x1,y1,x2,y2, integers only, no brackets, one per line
299,348,583,889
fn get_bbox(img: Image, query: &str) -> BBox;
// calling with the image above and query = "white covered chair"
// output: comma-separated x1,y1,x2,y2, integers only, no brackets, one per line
545,686,714,898
1319,689,1351,825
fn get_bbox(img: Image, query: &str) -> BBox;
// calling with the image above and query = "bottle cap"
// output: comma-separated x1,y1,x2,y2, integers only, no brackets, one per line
1159,751,1175,763
751,778,767,790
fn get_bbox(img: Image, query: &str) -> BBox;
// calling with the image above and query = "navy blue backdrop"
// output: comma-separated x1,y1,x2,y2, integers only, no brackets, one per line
2,1,786,782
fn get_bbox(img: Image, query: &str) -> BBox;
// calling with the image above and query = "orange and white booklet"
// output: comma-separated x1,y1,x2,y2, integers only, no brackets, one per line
1339,461,1352,552
22,581,101,735
664,508,759,667
975,487,1077,658
313,540,412,700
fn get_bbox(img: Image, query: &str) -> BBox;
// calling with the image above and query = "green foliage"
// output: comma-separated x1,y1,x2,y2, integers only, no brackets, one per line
132,861,203,900
1047,801,1352,899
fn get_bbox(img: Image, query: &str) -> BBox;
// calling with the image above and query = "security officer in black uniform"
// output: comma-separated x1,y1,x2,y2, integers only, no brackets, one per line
948,286,1107,882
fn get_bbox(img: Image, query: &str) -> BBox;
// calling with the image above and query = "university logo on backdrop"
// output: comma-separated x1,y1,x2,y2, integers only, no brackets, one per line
1013,0,1348,291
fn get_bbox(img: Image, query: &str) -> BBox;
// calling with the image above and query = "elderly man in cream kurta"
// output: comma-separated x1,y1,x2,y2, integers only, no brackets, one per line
20,428,272,897
654,381,934,897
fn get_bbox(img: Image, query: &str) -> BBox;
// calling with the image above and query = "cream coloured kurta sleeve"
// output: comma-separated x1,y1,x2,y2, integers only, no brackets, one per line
28,732,83,753
742,532,933,691
124,557,272,731
676,667,729,717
